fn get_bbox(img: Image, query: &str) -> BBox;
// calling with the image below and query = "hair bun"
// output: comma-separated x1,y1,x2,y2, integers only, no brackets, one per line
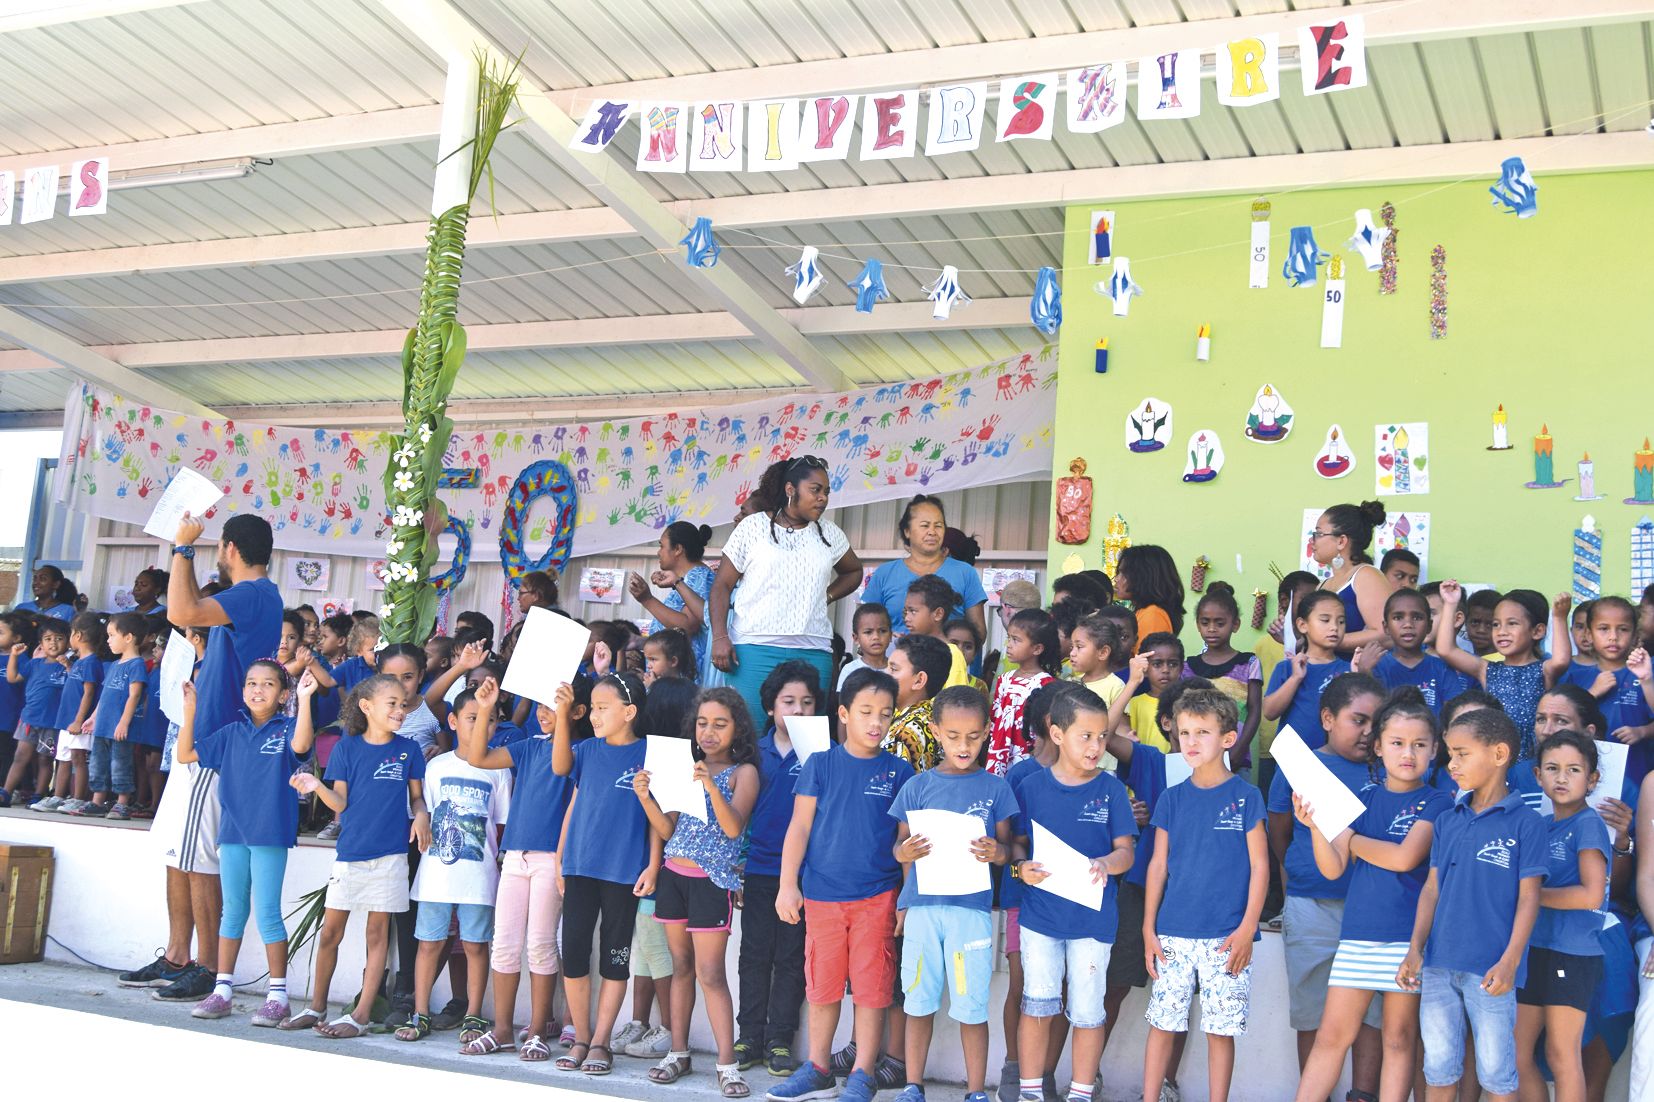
1359,500,1387,525
1206,580,1235,597
697,524,713,543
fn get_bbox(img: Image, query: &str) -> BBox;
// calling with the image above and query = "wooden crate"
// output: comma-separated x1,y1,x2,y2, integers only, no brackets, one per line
0,844,53,964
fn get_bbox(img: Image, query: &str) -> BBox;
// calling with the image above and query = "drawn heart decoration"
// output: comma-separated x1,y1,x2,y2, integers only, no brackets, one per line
1377,453,1395,470
295,559,324,587
588,576,613,599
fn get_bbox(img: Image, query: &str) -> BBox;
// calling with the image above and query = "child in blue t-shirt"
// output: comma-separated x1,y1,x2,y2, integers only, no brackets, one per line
1373,589,1465,716
1565,597,1654,782
1291,688,1452,1102
1435,582,1573,764
1,614,48,806
770,668,914,1102
1008,686,1135,1102
889,686,1018,1102
289,672,429,1039
0,615,28,802
1262,592,1354,750
56,613,106,814
88,612,149,820
1141,687,1267,1102
1398,707,1547,1100
11,618,69,806
1514,730,1613,1101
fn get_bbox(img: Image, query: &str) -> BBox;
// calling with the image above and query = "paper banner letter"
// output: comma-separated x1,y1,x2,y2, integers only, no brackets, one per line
1320,256,1346,348
786,246,825,305
922,265,970,320
1249,199,1271,289
1217,35,1280,106
21,165,57,224
1136,50,1201,121
0,171,14,225
69,157,107,217
925,84,987,156
860,91,917,161
1066,63,1126,133
996,74,1057,142
636,102,690,173
1088,210,1115,266
691,101,744,171
570,101,631,152
747,99,799,173
1300,16,1367,95
797,95,856,162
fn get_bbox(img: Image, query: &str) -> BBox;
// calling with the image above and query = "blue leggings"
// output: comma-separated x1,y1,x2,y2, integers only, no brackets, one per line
726,644,833,732
219,844,290,945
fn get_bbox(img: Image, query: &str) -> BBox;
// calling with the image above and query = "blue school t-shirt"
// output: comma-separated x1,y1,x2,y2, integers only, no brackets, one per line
562,737,649,884
91,656,147,741
1268,751,1377,899
131,664,167,748
325,734,426,862
1149,774,1265,940
196,714,310,847
56,654,104,730
1531,807,1612,957
194,577,282,742
331,655,375,694
499,736,571,853
864,557,989,634
889,769,1018,911
999,756,1046,908
311,656,341,731
1123,744,1171,887
1265,658,1351,750
1341,784,1454,941
15,601,73,621
19,657,67,728
1574,667,1654,782
0,674,20,734
1425,790,1549,985
795,744,914,902
1373,653,1464,715
747,732,803,878
1016,766,1136,942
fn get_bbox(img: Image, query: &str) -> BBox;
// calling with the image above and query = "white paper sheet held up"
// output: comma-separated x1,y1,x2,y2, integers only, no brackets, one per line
644,735,706,822
1164,751,1230,788
501,606,592,707
1271,726,1366,842
1588,738,1629,812
143,468,224,540
788,716,832,763
158,630,194,727
908,809,991,896
1029,821,1104,911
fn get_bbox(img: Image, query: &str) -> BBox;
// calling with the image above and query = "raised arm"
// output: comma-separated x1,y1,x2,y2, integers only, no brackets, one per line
1543,593,1574,688
174,681,201,764
292,671,319,755
165,515,232,629
550,682,576,776
6,644,25,683
462,678,517,771
1433,581,1487,684
1109,654,1148,735
628,571,700,635
1262,652,1308,722
632,766,681,842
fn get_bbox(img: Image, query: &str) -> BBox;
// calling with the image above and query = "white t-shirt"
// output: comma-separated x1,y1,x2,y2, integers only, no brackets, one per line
399,700,441,752
723,512,852,650
411,752,512,907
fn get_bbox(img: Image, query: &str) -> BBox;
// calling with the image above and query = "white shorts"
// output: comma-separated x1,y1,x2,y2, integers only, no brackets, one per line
153,757,221,874
1145,934,1252,1037
325,853,409,913
54,730,92,761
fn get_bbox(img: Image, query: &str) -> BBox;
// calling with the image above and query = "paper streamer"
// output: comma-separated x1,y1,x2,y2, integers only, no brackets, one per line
1249,199,1271,289
1429,245,1447,340
1573,517,1603,601
1378,203,1398,295
1634,518,1654,596
1320,255,1345,349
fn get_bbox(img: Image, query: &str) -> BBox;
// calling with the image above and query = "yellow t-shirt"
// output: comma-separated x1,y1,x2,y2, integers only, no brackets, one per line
1253,636,1284,759
945,643,972,690
1086,673,1126,709
1128,693,1169,752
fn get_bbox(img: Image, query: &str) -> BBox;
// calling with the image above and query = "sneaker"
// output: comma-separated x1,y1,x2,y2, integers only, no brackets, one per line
997,1062,1020,1102
191,992,232,1019
842,1068,878,1102
892,1086,925,1102
317,821,341,841
876,1056,907,1090
431,996,466,1031
29,796,62,813
612,1020,648,1051
1160,1086,1184,1102
625,1024,672,1059
767,1062,838,1102
118,951,192,989
106,803,132,821
0,787,11,808
70,801,109,817
831,1042,857,1076
767,1042,801,1076
154,964,216,1001
966,1094,991,1102
57,798,86,814
251,998,289,1027
1041,1076,1059,1102
382,991,414,1027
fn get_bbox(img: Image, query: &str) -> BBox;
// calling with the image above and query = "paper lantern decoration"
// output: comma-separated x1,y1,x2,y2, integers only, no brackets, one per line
1489,156,1538,218
786,246,825,304
678,216,720,267
922,265,970,320
1282,226,1326,287
1030,266,1063,335
848,259,889,313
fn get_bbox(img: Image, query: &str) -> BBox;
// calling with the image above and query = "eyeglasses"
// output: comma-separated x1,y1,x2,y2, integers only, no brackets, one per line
1311,530,1338,541
788,455,828,473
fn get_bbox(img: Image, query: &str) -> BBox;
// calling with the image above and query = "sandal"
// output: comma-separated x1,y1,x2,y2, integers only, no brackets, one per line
559,1024,577,1047
394,1012,431,1042
458,1015,489,1045
554,1042,590,1071
277,1008,323,1031
458,1028,514,1056
718,1063,752,1098
582,1044,616,1076
648,1051,693,1083
316,1013,366,1039
520,1034,552,1062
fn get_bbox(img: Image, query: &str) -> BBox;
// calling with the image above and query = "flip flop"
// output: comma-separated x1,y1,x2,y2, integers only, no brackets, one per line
277,1008,324,1031
315,1013,367,1039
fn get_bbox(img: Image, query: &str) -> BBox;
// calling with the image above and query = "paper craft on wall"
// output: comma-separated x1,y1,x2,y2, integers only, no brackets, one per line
1088,210,1115,265
1061,552,1084,575
1378,202,1398,294
1126,398,1173,453
1094,337,1109,374
1190,556,1210,593
1244,384,1293,443
1320,256,1346,348
1030,267,1062,335
746,99,800,172
1195,324,1210,362
796,95,857,162
1314,424,1355,479
70,158,108,218
1055,458,1093,544
1282,226,1326,287
1489,405,1511,450
923,265,970,320
107,586,136,613
285,556,330,592
1346,209,1386,271
1066,63,1126,133
1249,199,1271,289
320,598,354,619
1299,15,1368,95
1104,256,1143,317
21,165,55,224
996,74,1058,142
1376,423,1428,496
982,567,1040,606
1573,516,1603,601
1629,440,1654,504
1217,34,1281,106
860,91,918,161
1182,430,1224,483
1376,512,1431,582
1251,588,1269,629
1490,156,1539,218
365,559,387,591
579,567,625,604
1633,518,1654,595
1429,245,1448,339
637,102,691,173
786,246,825,304
1528,424,1568,489
1136,50,1201,120
570,100,631,152
1575,453,1604,502
0,171,14,225
1102,513,1130,578
924,84,987,156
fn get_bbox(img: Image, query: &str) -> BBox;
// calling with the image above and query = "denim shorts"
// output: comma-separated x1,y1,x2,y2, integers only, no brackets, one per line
1020,926,1112,1028
413,900,494,943
900,905,995,1024
1419,966,1518,1095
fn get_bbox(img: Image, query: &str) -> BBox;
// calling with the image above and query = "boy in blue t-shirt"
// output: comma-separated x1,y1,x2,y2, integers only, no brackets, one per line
888,686,1018,1102
1398,707,1547,1100
770,668,914,1102
1373,589,1465,715
1008,686,1135,1102
1142,689,1267,1102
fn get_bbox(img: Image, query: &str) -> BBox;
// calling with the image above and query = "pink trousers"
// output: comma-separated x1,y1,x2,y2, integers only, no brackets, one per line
490,851,562,976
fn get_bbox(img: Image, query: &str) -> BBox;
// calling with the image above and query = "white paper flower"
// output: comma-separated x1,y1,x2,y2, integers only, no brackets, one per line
391,505,424,528
394,444,417,468
393,470,416,493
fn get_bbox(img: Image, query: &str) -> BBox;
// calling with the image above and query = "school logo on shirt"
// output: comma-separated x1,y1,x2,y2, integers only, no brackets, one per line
258,733,287,755
615,766,640,791
1550,833,1572,863
373,754,408,781
1418,682,1438,707
863,768,901,799
787,760,802,778
1476,836,1516,870
1213,799,1247,832
1387,804,1424,838
1077,798,1111,825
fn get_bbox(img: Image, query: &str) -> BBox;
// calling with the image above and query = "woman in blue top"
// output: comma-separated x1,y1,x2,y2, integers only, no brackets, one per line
629,521,719,681
1308,502,1395,653
15,564,77,621
864,495,988,644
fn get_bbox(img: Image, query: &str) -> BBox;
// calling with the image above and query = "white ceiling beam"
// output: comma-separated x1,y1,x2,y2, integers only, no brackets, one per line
0,298,1032,375
0,304,216,414
4,130,1650,288
379,0,847,394
0,0,211,33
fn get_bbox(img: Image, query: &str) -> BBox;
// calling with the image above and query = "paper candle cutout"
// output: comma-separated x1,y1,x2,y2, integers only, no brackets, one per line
1378,202,1399,295
1182,430,1224,483
1629,439,1654,505
1249,199,1271,289
923,265,970,320
1429,245,1447,340
785,246,825,304
1030,266,1062,335
1489,405,1511,451
1055,458,1094,545
1195,324,1211,362
1094,338,1109,374
1573,517,1602,602
1251,588,1269,629
1190,556,1210,593
1244,383,1294,443
1320,255,1345,349
1102,514,1130,578
1089,210,1115,265
1126,397,1173,453
1376,423,1430,496
1105,257,1143,317
1575,453,1603,501
1315,424,1354,479
1282,226,1326,287
1490,156,1539,219
848,259,889,313
1527,424,1568,489
1346,209,1388,271
678,217,720,267
1633,518,1654,595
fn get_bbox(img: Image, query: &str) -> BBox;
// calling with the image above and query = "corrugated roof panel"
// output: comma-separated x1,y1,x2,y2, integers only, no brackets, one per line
1418,39,1496,144
1531,28,1600,135
0,369,74,413
1589,22,1654,132
1476,32,1547,139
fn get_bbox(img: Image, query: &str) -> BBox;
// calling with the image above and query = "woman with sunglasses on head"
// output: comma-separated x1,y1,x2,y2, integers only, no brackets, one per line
710,457,863,729
1308,502,1396,653
862,494,988,644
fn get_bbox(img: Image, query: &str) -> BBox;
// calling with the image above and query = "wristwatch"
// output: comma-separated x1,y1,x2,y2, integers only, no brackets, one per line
1009,859,1026,881
1614,839,1634,857
171,545,196,560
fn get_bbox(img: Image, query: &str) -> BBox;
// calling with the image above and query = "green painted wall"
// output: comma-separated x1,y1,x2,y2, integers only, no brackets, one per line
1047,169,1654,650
